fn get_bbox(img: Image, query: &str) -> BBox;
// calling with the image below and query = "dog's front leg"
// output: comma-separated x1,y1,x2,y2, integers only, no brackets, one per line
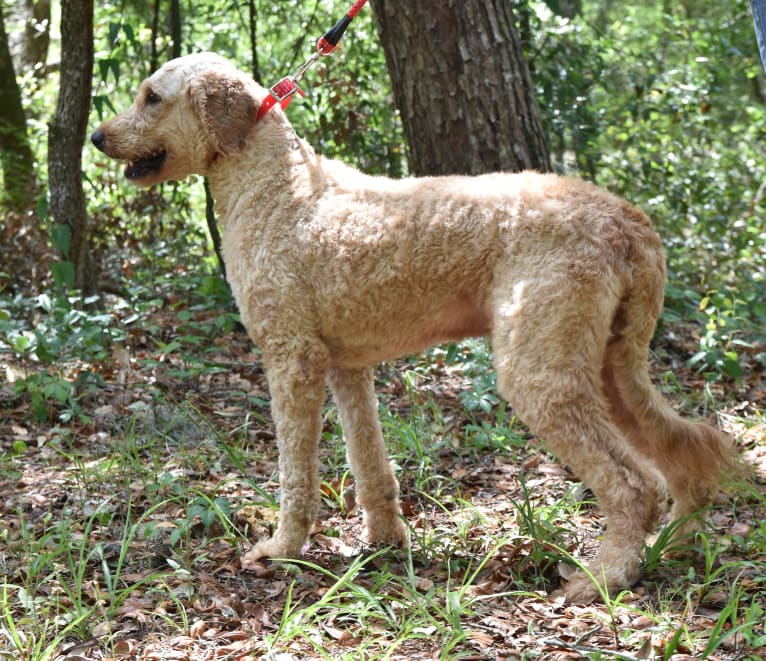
241,346,328,567
327,367,407,548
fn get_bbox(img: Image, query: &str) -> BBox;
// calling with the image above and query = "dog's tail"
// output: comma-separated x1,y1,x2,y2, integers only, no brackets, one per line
601,206,734,519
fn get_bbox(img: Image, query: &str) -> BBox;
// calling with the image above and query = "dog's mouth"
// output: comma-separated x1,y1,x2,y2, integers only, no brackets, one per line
125,150,167,180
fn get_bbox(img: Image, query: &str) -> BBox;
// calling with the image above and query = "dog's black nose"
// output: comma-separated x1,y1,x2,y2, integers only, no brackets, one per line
91,129,106,150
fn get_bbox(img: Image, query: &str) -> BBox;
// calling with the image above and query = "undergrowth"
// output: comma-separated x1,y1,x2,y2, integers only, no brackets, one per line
1,296,765,658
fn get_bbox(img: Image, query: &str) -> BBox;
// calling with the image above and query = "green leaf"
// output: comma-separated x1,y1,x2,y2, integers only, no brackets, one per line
98,58,121,85
11,334,31,354
92,95,118,120
51,224,71,255
51,261,75,290
122,23,140,55
43,378,73,404
445,342,459,363
107,22,121,47
721,354,743,379
156,340,182,354
35,193,48,222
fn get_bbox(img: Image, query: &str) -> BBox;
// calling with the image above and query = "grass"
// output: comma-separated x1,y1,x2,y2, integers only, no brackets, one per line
1,315,765,659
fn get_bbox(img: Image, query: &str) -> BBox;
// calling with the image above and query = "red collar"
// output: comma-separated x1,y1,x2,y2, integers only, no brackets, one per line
255,93,294,123
255,77,305,123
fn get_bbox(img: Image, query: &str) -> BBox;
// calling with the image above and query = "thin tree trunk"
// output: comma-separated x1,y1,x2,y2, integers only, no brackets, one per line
0,4,36,211
47,0,94,292
151,0,160,71
20,0,51,74
248,0,260,82
204,178,227,281
170,0,181,58
370,0,550,176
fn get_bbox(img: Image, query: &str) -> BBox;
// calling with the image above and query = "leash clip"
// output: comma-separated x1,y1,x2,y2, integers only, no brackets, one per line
269,76,304,103
293,51,322,85
269,50,323,103
257,0,368,122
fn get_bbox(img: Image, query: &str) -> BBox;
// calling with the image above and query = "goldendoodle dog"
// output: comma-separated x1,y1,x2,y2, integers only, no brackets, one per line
92,52,731,601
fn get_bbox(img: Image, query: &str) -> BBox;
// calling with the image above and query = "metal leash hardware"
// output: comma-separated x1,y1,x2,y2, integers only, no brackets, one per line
261,0,369,113
267,51,323,103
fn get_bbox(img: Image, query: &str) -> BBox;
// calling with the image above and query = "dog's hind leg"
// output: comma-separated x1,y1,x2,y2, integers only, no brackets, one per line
240,343,330,567
328,367,407,548
491,274,665,601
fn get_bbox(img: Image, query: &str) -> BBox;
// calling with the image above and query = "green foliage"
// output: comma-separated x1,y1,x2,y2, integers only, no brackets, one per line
442,340,500,413
689,291,751,381
183,493,236,540
3,0,765,387
0,292,122,421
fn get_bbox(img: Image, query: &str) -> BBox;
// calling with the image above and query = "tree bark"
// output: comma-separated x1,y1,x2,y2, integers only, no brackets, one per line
150,0,161,71
248,0,260,82
0,4,37,211
370,0,550,176
47,0,94,292
170,0,181,58
19,0,51,74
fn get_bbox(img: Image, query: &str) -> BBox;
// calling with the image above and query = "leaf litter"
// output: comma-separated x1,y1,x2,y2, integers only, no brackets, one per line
1,305,765,660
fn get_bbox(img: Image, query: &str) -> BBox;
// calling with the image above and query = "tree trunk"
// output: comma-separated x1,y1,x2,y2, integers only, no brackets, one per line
370,0,550,176
170,0,181,58
0,4,36,211
48,0,94,292
150,0,160,71
248,0,260,82
19,0,51,74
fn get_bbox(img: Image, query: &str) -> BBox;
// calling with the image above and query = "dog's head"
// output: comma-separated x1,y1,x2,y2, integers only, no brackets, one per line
91,53,268,186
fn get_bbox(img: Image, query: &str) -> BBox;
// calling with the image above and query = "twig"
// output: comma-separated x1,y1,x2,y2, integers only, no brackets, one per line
573,624,603,645
540,636,640,661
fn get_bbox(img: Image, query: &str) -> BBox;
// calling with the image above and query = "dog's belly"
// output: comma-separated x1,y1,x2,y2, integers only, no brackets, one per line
323,297,492,368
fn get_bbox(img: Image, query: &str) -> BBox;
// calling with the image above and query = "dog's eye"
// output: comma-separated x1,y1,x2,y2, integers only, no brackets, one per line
145,90,162,105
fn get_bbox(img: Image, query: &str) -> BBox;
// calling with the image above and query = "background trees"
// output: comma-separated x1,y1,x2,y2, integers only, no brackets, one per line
0,0,764,378
47,0,94,292
371,0,551,175
0,4,36,211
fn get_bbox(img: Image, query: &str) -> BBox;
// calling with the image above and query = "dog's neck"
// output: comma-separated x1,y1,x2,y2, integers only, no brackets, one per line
206,116,327,229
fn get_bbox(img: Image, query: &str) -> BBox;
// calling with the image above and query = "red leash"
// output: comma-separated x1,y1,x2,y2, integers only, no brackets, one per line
256,0,369,122
316,0,369,53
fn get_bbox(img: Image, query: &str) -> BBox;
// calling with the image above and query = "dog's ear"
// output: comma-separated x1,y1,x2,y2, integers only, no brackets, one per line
189,70,256,156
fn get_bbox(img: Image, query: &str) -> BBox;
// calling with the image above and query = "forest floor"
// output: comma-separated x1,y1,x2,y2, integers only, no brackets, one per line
1,298,765,661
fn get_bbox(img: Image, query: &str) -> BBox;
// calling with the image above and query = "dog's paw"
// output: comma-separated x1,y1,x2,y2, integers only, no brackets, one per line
363,513,408,548
562,571,602,603
240,536,305,570
562,562,640,603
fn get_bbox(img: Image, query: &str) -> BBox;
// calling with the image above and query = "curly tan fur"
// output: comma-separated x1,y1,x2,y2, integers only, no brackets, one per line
92,53,732,601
